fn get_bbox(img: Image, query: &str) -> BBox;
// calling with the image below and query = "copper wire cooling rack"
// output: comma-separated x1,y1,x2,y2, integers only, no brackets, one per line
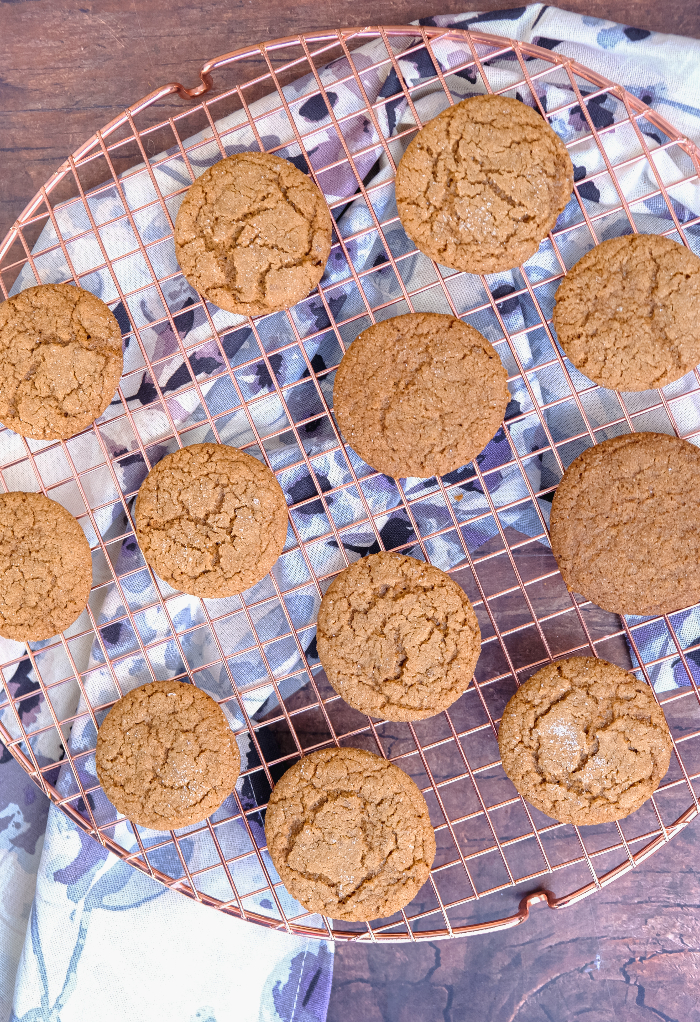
2,26,700,942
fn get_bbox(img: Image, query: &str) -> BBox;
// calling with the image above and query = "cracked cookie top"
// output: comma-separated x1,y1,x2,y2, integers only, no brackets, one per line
395,95,573,274
0,283,124,440
317,552,481,721
96,679,241,830
332,312,509,479
265,746,436,921
553,234,700,391
0,490,92,641
498,657,672,825
550,432,700,617
174,152,333,317
134,443,288,598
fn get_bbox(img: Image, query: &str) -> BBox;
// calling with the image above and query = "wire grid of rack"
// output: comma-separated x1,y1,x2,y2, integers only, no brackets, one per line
1,26,700,941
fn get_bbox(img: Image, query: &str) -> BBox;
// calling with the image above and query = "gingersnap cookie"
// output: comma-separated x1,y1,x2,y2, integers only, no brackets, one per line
553,234,700,392
265,746,436,921
134,443,288,598
174,152,333,317
96,679,241,830
0,283,123,440
333,312,509,478
0,490,92,642
550,432,700,617
317,553,481,722
395,95,573,274
499,657,672,825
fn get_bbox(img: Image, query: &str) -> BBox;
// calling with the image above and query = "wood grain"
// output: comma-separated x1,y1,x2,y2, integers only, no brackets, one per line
1,0,699,243
329,820,700,1021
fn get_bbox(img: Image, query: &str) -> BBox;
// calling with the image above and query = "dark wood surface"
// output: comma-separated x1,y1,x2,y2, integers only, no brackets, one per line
3,1,700,1018
328,822,700,1021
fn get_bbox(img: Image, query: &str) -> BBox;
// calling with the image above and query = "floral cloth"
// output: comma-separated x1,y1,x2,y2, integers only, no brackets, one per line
2,5,700,1020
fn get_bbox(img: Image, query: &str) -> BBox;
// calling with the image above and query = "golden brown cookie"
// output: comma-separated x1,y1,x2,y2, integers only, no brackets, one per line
553,234,700,391
0,490,92,641
134,443,288,598
0,283,123,440
317,552,481,721
499,657,672,825
265,746,436,921
96,679,241,830
332,312,509,478
395,95,573,274
550,432,700,616
174,152,333,317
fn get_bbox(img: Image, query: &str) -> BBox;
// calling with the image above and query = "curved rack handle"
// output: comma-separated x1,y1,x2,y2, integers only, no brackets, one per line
172,70,214,100
456,891,559,937
511,890,557,925
342,892,561,942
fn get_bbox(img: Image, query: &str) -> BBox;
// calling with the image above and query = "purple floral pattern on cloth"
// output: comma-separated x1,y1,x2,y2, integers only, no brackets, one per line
1,4,700,1019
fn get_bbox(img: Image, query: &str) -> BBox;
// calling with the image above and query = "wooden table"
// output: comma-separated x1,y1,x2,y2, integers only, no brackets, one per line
3,2,700,1018
329,826,700,1021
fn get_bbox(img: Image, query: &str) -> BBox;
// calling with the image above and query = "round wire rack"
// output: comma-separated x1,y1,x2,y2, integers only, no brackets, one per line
2,26,700,942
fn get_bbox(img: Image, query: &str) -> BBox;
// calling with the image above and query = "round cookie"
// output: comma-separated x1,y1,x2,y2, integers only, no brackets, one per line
395,95,573,274
317,552,481,721
553,234,700,391
174,152,333,317
333,312,510,478
550,432,700,616
134,443,288,598
96,679,241,830
265,746,436,921
498,657,672,825
0,283,124,440
0,490,92,641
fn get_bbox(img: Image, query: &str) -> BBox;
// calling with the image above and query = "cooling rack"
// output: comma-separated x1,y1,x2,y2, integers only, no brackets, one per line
2,25,700,942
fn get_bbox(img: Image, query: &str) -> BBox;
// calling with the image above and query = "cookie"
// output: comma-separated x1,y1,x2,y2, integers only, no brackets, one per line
317,552,481,721
499,657,672,825
553,234,700,392
0,490,92,641
174,152,333,317
0,283,123,440
96,679,241,830
134,443,288,598
265,746,436,921
395,95,573,274
550,432,700,616
333,312,509,478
